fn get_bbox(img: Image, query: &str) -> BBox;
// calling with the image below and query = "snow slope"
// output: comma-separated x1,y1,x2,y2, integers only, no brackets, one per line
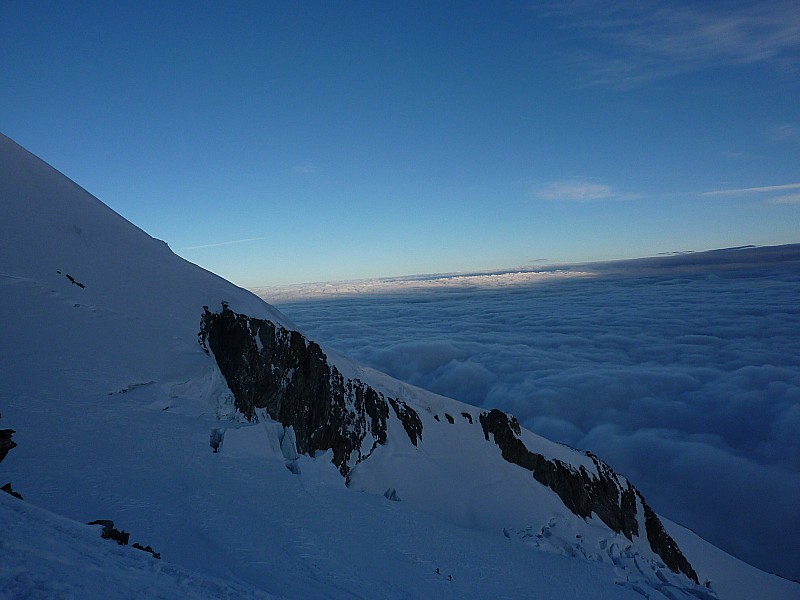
1,132,797,599
0,491,282,600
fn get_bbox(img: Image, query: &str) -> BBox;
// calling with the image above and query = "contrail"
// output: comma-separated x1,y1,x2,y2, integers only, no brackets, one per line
702,182,800,196
181,237,268,251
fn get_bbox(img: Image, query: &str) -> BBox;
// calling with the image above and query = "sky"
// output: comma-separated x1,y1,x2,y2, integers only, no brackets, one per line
2,1,799,286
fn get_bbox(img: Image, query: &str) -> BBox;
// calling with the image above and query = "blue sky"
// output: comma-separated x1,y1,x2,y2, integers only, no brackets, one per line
2,1,799,286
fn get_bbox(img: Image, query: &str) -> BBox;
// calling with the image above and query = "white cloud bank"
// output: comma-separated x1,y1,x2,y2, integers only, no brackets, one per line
253,269,592,303
264,244,800,581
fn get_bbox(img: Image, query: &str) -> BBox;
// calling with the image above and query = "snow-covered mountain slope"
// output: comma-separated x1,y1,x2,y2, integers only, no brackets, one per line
1,132,797,599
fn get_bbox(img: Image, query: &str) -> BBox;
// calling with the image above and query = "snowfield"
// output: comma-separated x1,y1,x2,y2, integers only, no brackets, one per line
1,132,798,599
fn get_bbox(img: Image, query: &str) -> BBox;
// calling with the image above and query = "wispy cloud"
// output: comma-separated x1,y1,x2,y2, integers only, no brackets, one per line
768,194,800,205
721,150,762,161
537,1,800,86
181,237,268,251
770,123,800,142
290,164,319,176
702,182,800,196
534,178,635,202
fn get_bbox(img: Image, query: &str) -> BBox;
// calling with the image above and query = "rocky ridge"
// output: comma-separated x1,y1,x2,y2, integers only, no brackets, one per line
198,304,422,478
479,409,698,583
199,304,698,583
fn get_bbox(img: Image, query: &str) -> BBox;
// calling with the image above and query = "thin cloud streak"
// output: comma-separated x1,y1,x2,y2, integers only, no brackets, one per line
537,1,800,86
534,179,635,202
771,123,800,141
768,193,800,205
702,182,800,196
290,164,319,176
181,237,268,251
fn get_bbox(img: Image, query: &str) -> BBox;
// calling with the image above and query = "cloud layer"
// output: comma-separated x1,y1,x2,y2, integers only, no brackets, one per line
269,246,800,580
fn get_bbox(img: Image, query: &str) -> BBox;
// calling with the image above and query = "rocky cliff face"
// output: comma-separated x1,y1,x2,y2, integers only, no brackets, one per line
479,409,698,583
199,305,697,584
198,304,422,478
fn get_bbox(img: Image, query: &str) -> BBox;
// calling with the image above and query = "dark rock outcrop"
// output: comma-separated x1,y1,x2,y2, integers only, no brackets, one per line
199,305,423,477
87,520,130,545
1,430,22,499
57,271,86,288
210,428,224,453
132,542,161,560
1,482,23,500
479,409,698,583
0,429,16,464
388,398,423,447
641,496,698,582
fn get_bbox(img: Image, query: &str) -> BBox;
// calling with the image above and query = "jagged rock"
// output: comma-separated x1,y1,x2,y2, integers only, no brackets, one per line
1,482,23,500
1,431,22,499
479,408,698,583
210,428,224,453
388,398,423,446
641,496,698,583
384,487,401,501
132,542,161,559
0,429,17,464
444,413,454,424
87,520,130,545
65,273,85,288
199,305,422,477
461,412,474,424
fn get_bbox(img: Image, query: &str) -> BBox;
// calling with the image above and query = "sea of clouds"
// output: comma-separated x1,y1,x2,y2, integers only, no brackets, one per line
262,245,800,581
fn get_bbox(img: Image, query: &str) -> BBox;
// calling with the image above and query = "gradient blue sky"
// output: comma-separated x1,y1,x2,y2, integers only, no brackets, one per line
3,1,799,286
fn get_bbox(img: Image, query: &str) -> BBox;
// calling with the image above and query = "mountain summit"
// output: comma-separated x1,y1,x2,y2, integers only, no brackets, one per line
1,133,797,599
